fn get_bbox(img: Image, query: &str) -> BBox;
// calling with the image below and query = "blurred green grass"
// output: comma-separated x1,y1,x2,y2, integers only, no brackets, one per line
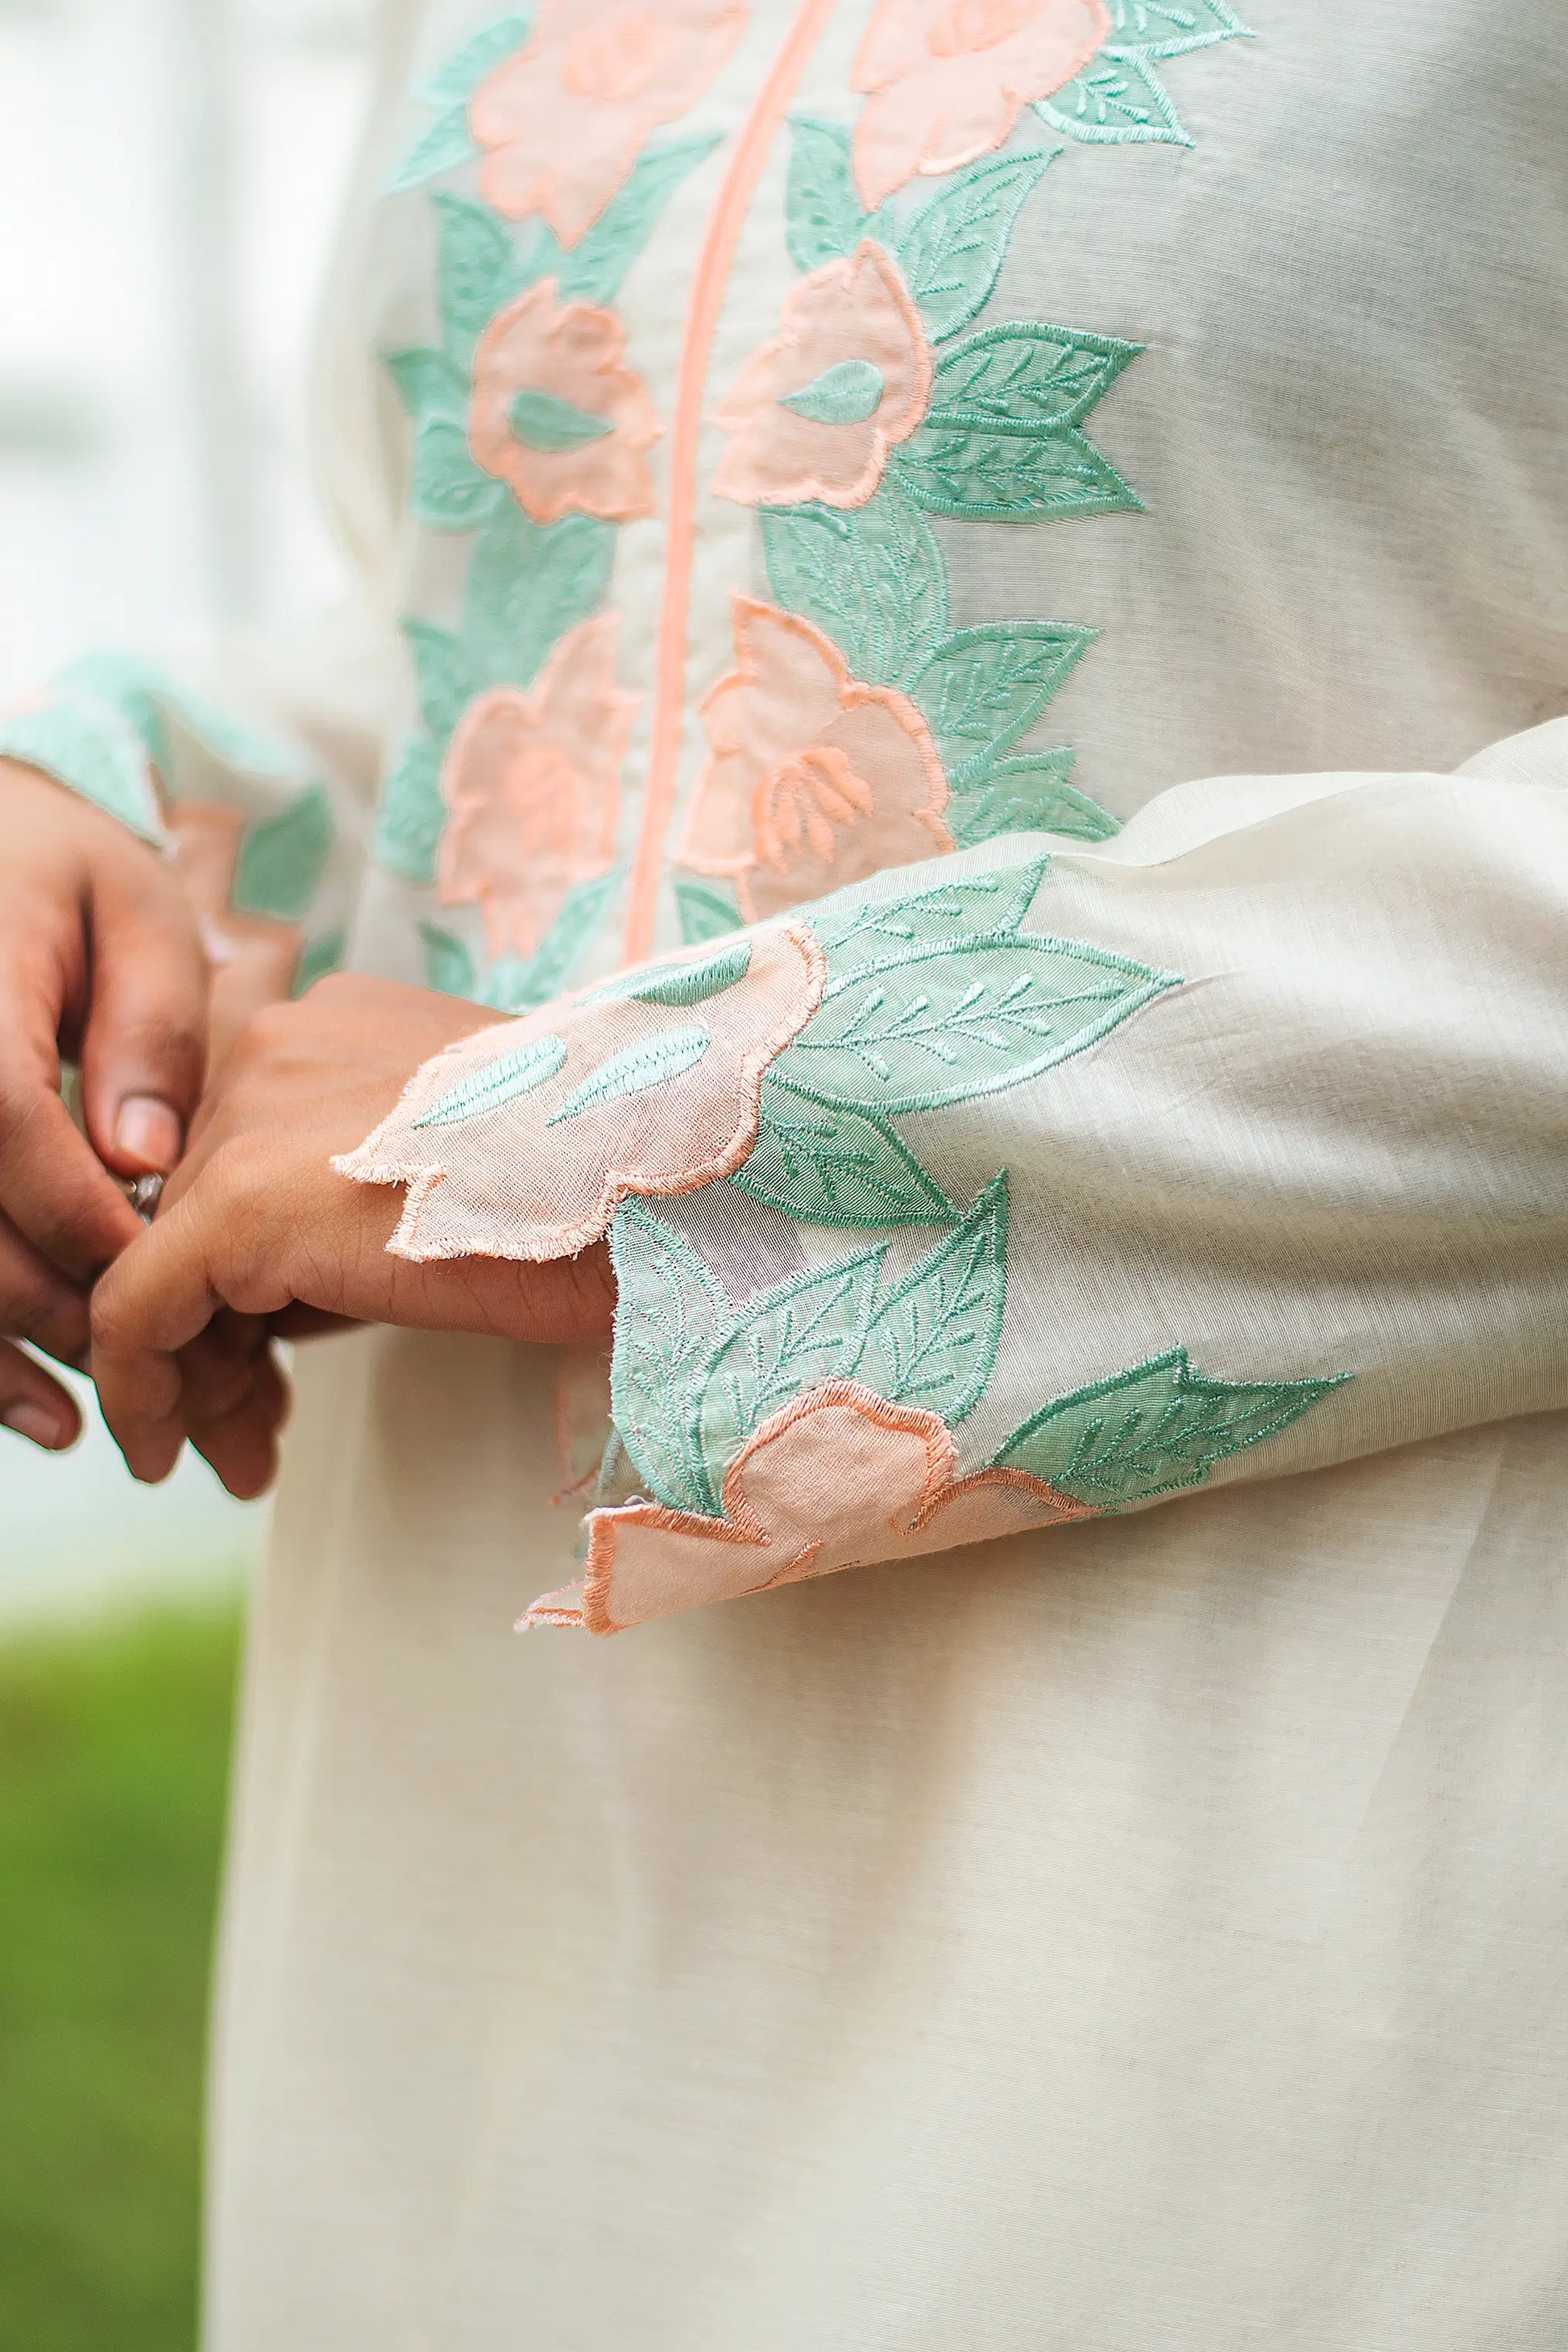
0,1604,241,2352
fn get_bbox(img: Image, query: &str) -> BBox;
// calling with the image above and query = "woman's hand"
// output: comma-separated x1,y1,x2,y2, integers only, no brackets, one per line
0,758,209,1452
88,973,616,1497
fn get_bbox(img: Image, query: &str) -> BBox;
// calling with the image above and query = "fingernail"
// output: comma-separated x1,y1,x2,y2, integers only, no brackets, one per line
2,1400,72,1450
114,1095,183,1174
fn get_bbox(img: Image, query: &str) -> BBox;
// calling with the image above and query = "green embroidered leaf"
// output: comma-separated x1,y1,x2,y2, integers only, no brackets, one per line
780,359,887,425
463,505,615,685
583,940,752,1010
384,103,479,197
811,857,1049,972
52,654,173,768
609,1201,734,1513
433,192,523,356
292,929,345,995
1036,51,1193,146
777,927,1177,1114
675,877,743,946
547,1023,710,1124
893,149,1056,343
1105,0,1252,56
384,346,470,424
419,920,479,1001
947,751,1119,848
0,702,161,839
558,135,721,305
374,734,446,882
908,624,1095,782
418,13,531,106
927,321,1143,435
481,866,623,1009
784,116,867,272
994,1350,1348,1508
695,1244,886,1501
232,784,333,922
508,388,613,451
411,416,504,530
857,1172,1008,1423
732,1068,960,1228
759,490,948,687
416,1031,568,1127
891,416,1141,524
402,619,482,740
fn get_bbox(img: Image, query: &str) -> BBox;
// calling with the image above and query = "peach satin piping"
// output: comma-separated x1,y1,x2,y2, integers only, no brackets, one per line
620,0,838,964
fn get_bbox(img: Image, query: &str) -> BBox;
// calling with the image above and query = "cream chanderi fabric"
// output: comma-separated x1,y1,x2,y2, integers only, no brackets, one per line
14,0,1568,2343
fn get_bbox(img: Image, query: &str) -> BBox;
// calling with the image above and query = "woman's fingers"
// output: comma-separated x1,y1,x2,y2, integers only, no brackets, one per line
0,1336,81,1451
89,1188,238,1481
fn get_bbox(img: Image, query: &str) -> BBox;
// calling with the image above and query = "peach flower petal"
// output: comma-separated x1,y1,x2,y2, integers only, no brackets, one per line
682,595,952,919
470,0,745,247
436,614,634,961
850,0,1110,208
470,280,662,525
711,242,934,511
334,919,827,1263
521,1379,1089,1632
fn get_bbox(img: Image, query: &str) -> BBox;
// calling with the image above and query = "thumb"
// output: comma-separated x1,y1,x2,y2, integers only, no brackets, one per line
79,865,211,1180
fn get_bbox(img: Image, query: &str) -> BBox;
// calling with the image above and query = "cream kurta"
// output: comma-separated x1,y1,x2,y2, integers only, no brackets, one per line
13,2,1568,2342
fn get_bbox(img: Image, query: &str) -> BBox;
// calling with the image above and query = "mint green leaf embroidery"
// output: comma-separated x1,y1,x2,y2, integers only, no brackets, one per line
778,927,1177,1114
760,490,948,687
232,784,334,922
732,1068,960,1228
419,920,479,1000
548,1023,710,1123
908,623,1095,782
412,415,504,530
780,359,887,425
463,504,615,685
784,116,866,273
415,1031,567,1126
508,388,613,451
418,13,531,106
293,930,346,994
1036,52,1193,146
857,1172,1008,1422
926,321,1143,436
0,702,160,839
481,866,624,1009
811,857,1049,973
433,192,523,358
675,877,743,946
558,135,721,306
893,149,1056,343
1106,0,1252,56
583,940,752,1010
375,734,446,882
402,619,483,740
695,1245,886,1501
608,1201,734,1512
384,103,479,197
947,750,1118,847
891,416,1141,524
384,346,469,424
994,1350,1348,1508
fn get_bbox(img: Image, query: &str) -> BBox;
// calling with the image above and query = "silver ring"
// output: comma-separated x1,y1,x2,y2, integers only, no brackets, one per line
126,1172,166,1222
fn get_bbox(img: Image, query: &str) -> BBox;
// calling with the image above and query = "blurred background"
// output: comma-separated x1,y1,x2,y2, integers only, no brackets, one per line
0,0,372,2339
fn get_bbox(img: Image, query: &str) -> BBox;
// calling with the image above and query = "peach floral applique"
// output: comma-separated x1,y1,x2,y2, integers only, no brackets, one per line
436,614,634,960
711,240,933,511
469,280,662,525
851,0,1110,208
469,0,747,247
522,1379,1090,1632
334,919,827,1263
681,595,952,920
